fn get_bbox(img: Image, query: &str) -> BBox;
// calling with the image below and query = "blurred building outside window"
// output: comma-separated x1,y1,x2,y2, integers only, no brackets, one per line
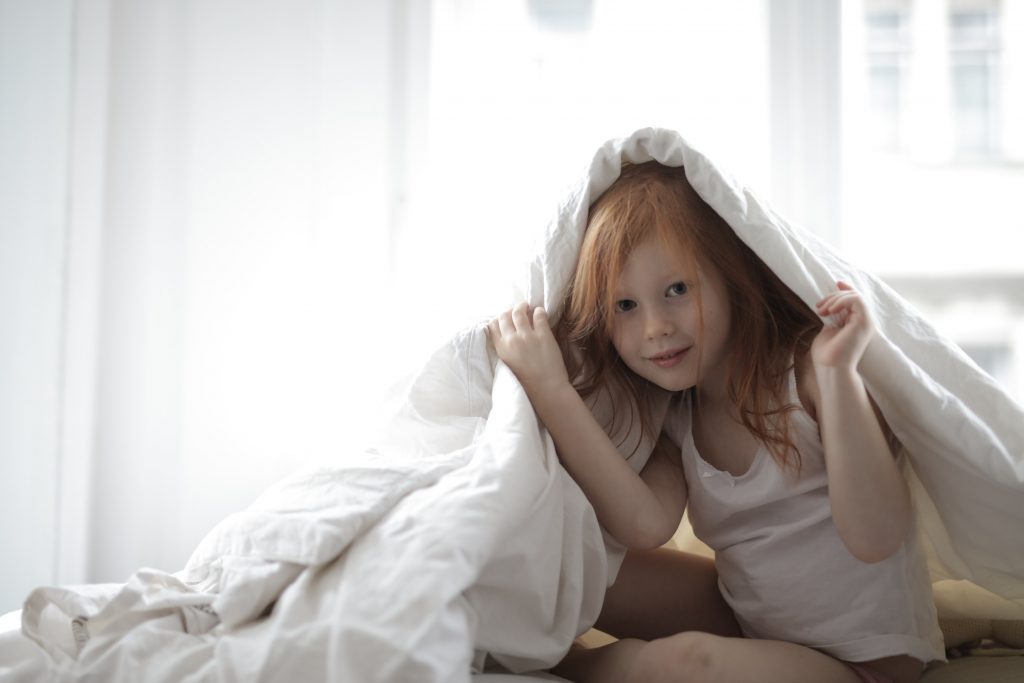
843,0,1024,401
949,0,1001,156
865,0,912,152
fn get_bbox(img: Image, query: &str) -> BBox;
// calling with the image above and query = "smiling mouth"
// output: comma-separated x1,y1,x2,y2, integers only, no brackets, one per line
649,348,689,367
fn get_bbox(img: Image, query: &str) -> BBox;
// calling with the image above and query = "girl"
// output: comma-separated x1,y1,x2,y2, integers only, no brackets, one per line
488,161,943,683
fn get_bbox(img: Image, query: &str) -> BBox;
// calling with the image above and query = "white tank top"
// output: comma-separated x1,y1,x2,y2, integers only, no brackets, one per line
667,375,945,664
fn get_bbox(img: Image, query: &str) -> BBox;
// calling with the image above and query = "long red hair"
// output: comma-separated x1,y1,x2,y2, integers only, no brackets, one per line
555,161,822,469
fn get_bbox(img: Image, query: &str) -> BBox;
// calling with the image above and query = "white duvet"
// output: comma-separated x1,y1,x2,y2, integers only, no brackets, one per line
2,128,1022,682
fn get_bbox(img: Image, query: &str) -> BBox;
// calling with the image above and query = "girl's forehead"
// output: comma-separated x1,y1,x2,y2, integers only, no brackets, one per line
623,235,697,271
614,243,701,287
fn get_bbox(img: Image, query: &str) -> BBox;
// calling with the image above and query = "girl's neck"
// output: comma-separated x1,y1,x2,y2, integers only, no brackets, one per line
695,366,731,408
695,385,743,424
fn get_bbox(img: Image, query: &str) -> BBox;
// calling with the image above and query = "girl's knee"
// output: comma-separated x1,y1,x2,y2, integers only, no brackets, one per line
629,631,723,683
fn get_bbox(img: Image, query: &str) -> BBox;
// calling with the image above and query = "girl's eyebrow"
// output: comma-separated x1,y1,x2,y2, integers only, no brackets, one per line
658,271,691,283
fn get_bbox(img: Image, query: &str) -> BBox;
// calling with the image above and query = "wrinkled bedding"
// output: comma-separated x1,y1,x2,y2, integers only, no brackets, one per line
2,128,1021,682
2,326,608,682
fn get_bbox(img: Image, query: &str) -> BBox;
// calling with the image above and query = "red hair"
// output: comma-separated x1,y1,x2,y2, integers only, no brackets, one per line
555,161,822,468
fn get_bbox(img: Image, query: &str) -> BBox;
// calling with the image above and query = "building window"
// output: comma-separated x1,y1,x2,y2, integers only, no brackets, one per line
949,2,1001,157
844,0,1024,403
865,1,911,152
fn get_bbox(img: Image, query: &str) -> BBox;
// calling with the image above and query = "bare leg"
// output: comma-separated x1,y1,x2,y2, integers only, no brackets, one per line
555,632,923,683
552,639,646,683
596,547,741,641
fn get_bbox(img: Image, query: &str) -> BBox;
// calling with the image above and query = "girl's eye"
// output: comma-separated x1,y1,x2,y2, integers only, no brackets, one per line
615,299,637,312
667,282,689,297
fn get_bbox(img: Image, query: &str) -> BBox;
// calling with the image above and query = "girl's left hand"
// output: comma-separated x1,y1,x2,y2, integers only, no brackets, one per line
811,281,876,370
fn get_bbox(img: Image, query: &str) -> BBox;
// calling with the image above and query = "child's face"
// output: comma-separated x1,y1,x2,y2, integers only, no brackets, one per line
609,236,732,393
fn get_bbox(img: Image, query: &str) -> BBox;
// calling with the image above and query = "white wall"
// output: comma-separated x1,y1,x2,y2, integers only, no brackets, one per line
0,0,73,613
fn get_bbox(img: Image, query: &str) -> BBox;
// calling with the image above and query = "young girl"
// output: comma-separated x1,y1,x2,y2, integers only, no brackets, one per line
488,161,943,683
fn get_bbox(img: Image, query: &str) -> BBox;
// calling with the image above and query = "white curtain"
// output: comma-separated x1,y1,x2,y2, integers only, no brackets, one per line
87,0,431,584
1,0,435,612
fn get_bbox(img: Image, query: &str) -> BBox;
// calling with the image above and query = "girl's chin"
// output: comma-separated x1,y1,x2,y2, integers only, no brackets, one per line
624,363,695,393
641,373,696,393
658,381,696,393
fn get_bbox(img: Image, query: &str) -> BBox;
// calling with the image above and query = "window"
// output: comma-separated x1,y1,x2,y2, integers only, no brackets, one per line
949,1,1001,157
841,0,1024,402
865,1,911,152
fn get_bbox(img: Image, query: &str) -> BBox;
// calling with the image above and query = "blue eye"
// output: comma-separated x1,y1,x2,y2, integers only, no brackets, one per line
615,299,637,312
667,282,689,297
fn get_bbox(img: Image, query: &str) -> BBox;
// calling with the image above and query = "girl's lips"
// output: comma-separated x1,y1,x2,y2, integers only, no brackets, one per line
649,348,688,368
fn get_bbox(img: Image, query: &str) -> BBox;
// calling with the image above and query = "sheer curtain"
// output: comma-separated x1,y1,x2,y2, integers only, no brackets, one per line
1,0,431,612
84,0,428,585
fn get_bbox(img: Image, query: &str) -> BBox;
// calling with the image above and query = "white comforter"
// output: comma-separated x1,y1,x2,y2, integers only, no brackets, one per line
3,128,1022,682
3,325,611,682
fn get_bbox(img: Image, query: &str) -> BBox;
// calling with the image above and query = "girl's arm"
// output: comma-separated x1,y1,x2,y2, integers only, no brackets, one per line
808,282,911,564
489,302,686,549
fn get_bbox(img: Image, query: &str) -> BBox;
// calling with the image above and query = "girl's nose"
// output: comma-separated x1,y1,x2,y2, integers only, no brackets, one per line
645,314,674,339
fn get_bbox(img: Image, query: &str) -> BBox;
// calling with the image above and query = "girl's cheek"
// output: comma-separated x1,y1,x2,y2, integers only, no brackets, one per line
609,326,624,351
612,325,635,353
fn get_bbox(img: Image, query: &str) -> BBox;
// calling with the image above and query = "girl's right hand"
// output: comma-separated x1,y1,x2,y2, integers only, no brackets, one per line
812,281,876,371
487,302,570,397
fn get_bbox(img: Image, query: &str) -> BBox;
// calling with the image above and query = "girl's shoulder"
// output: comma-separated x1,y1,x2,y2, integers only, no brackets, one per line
791,342,902,454
793,347,820,423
